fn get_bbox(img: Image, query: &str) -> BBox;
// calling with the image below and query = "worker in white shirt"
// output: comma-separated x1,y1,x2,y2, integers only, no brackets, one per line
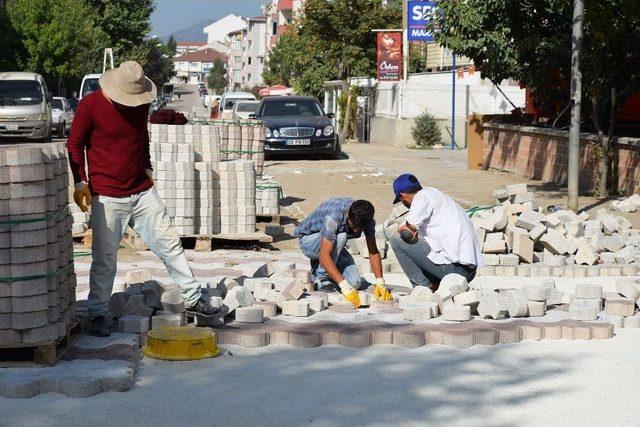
389,173,483,291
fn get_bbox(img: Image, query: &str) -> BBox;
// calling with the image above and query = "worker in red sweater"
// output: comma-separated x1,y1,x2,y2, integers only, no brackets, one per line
67,61,223,337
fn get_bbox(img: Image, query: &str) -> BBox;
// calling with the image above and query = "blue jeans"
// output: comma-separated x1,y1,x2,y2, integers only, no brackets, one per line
88,187,202,318
389,234,477,289
298,232,362,290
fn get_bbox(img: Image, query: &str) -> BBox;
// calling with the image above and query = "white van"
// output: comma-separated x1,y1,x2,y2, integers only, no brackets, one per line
220,91,256,118
79,73,102,100
0,72,52,142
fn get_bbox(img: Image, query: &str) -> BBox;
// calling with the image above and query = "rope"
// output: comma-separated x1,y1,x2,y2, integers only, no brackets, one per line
0,261,74,283
0,206,69,226
466,205,497,218
256,184,284,199
219,149,263,155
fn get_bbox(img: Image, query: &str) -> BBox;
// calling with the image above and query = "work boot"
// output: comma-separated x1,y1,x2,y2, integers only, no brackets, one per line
90,316,111,337
186,298,225,317
314,277,339,292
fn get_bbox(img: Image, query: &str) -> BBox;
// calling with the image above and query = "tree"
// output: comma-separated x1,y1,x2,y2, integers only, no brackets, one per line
167,34,177,56
130,39,175,87
6,0,108,93
88,0,154,62
207,59,228,94
0,5,25,71
435,0,640,196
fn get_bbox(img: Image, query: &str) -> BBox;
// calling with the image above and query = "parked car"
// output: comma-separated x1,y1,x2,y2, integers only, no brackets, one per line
220,91,256,118
0,72,52,143
79,73,101,100
68,98,78,112
232,100,259,120
51,97,74,138
251,96,339,159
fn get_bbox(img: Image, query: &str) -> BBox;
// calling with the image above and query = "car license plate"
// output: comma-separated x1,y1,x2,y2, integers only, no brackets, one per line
286,139,311,146
5,124,18,131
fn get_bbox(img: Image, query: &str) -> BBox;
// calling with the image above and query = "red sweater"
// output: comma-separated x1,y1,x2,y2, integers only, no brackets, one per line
67,89,153,197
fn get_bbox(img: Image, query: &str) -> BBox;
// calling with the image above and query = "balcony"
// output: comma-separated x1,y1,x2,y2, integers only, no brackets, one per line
277,0,293,11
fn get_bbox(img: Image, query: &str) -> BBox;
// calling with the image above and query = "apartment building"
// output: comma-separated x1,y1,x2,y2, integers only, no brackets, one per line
226,16,267,89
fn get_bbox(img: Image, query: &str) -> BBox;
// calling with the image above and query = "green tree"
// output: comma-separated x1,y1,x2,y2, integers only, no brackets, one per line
6,0,108,93
207,59,228,94
88,0,154,62
0,5,25,71
129,39,175,87
166,34,177,56
435,0,640,196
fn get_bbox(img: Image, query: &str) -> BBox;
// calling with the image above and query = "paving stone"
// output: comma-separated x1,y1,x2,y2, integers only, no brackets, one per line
526,300,546,317
223,286,255,312
253,301,278,317
124,270,153,286
522,285,546,301
328,302,357,313
572,298,603,312
605,299,635,316
235,307,264,323
160,288,186,313
358,291,372,307
515,210,544,231
281,280,307,301
151,314,183,329
574,283,603,299
305,296,326,313
482,254,499,266
370,300,402,313
504,291,529,317
615,280,640,301
498,253,520,266
123,294,154,318
308,291,329,307
528,223,547,241
11,294,48,313
540,228,570,255
574,245,598,266
453,290,479,307
623,313,640,328
442,304,471,321
477,290,508,319
603,234,625,252
282,300,310,317
569,305,598,321
438,274,469,297
118,315,150,333
607,314,625,329
543,254,566,267
511,233,533,263
402,302,437,321
482,239,507,254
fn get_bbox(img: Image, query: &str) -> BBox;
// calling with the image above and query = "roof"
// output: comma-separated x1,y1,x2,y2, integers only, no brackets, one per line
174,48,227,63
249,15,267,22
176,41,207,47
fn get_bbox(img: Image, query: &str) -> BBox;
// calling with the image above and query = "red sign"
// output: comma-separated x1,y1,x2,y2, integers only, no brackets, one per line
377,32,402,82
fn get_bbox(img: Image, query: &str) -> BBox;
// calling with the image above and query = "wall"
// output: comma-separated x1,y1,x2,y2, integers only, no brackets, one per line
482,123,640,195
204,14,247,43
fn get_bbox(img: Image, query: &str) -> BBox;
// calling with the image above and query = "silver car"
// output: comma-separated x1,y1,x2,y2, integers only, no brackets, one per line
51,97,74,138
0,72,52,142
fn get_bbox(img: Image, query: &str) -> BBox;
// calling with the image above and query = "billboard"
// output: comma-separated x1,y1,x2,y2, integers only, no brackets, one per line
407,0,438,42
377,32,402,81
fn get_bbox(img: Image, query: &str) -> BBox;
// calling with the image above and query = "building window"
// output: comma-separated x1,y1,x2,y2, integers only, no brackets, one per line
234,56,242,63
248,57,252,65
272,21,277,35
233,70,241,79
248,73,252,81
189,62,199,68
248,40,253,50
233,41,241,50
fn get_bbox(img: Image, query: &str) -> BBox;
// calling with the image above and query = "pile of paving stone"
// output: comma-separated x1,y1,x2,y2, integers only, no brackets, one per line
470,183,640,277
0,143,77,345
609,194,640,213
569,280,640,328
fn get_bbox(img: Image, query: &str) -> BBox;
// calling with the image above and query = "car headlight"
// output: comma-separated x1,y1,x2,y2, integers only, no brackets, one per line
265,128,272,138
273,129,280,138
27,113,47,121
315,129,322,137
323,125,334,136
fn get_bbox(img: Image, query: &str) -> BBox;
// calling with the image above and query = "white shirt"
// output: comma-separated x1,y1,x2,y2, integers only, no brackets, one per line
405,187,484,267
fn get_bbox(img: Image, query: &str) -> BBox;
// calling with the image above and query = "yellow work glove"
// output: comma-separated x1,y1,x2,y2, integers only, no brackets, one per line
374,278,392,301
73,182,91,212
145,168,154,184
338,279,361,308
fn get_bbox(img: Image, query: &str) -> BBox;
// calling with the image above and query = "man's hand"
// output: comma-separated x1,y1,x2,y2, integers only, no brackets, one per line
338,279,361,308
73,182,91,212
398,222,419,244
374,277,392,301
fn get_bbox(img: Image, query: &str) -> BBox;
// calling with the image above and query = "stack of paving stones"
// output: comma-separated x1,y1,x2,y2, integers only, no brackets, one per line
69,203,90,236
609,193,640,213
194,162,220,234
217,121,266,176
0,143,76,346
469,183,640,277
569,280,640,329
256,179,281,216
219,160,256,235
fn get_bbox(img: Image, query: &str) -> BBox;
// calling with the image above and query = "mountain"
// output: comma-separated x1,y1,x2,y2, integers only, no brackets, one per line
160,20,213,43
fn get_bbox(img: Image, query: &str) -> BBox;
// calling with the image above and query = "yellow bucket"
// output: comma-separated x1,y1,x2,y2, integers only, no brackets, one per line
142,326,221,361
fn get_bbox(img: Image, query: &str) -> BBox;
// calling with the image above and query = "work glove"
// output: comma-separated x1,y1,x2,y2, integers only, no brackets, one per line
73,182,91,212
145,169,154,184
374,278,392,301
338,279,361,308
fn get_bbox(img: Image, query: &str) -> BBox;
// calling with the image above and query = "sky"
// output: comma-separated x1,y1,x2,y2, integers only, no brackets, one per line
151,0,265,37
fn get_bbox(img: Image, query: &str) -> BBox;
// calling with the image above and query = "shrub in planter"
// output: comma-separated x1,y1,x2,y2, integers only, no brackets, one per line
411,111,443,147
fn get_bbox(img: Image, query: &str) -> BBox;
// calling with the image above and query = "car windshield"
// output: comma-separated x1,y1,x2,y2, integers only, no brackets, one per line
260,99,323,117
81,78,100,98
0,80,43,106
224,98,251,110
51,99,63,110
236,103,257,113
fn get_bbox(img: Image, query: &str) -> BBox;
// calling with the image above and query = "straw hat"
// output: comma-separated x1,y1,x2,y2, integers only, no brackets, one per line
99,61,157,107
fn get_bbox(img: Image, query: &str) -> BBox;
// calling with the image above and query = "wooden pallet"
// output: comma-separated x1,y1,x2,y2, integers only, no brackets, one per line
0,319,83,367
180,232,273,251
256,213,281,226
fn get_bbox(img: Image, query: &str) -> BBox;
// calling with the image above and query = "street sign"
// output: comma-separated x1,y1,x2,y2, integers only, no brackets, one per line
407,0,438,42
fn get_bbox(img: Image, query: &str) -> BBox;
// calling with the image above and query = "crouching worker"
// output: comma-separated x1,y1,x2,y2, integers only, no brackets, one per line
294,198,392,308
389,174,483,291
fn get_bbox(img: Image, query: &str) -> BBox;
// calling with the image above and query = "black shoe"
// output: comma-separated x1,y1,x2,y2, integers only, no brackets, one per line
186,298,226,317
90,316,111,337
314,277,339,292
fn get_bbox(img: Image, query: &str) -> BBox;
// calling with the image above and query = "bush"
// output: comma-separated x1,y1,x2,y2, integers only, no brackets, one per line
411,111,443,148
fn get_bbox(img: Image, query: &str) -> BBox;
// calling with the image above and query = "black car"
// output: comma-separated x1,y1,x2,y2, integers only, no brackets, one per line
251,96,340,159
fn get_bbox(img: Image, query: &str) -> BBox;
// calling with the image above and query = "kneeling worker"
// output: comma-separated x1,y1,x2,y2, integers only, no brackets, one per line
295,198,392,307
390,174,483,290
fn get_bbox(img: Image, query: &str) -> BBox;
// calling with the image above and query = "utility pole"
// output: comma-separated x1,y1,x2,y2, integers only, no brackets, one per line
567,0,584,211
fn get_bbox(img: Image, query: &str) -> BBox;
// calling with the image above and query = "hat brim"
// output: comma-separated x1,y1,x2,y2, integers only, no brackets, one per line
99,69,157,107
393,194,401,204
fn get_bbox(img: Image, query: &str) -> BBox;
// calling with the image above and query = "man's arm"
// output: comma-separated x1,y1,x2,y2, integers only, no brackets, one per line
366,233,383,279
66,99,91,183
319,237,344,284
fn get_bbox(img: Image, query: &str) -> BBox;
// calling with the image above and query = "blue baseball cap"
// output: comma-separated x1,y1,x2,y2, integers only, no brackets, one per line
393,173,421,203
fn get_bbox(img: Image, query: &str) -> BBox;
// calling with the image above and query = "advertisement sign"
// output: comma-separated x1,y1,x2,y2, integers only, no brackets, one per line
377,32,402,81
407,0,438,42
